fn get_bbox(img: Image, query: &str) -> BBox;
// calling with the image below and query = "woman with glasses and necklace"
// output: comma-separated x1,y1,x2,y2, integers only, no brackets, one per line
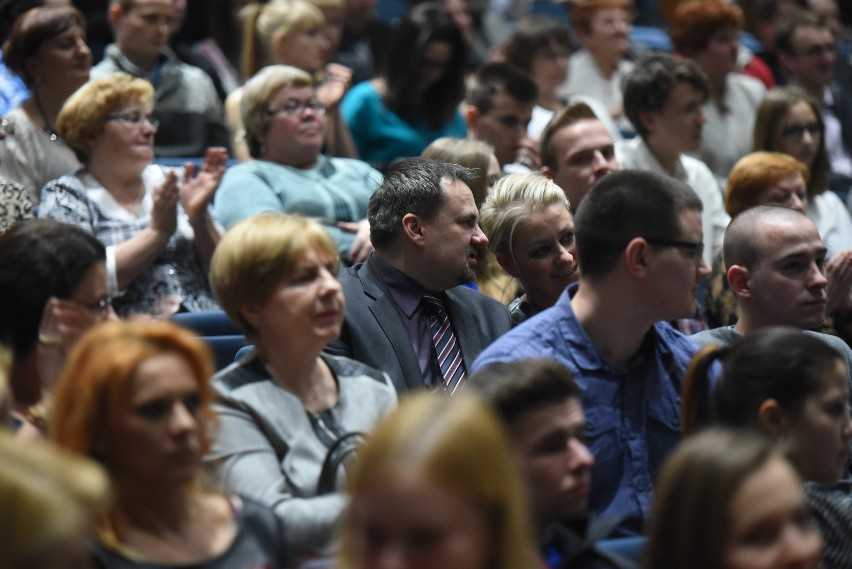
0,4,91,202
38,73,226,318
214,65,380,265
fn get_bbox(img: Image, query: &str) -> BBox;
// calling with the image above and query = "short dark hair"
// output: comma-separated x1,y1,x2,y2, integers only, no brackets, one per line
682,327,841,436
466,62,538,115
621,53,709,138
0,219,105,360
573,169,703,278
467,359,580,428
368,157,477,248
775,12,824,55
539,101,598,170
2,4,86,87
502,16,575,76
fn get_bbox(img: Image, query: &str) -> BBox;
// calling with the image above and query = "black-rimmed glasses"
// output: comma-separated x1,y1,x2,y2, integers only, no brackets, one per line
105,112,160,129
646,238,704,261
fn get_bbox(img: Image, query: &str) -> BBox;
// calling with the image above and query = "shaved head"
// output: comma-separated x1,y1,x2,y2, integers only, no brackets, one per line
723,205,811,269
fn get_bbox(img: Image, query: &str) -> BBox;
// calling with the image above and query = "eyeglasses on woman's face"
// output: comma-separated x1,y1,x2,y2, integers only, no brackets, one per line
105,111,160,130
267,100,327,118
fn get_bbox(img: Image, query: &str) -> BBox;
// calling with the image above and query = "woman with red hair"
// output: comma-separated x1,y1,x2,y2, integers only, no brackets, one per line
50,320,289,569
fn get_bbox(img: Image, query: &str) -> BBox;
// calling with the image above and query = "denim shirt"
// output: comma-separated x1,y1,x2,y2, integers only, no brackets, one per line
473,286,702,526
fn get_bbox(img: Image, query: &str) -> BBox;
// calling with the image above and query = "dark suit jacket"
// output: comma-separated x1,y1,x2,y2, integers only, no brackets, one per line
828,84,852,195
324,255,513,393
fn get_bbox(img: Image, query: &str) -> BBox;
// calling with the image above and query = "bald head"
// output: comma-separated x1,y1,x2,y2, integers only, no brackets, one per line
723,205,813,269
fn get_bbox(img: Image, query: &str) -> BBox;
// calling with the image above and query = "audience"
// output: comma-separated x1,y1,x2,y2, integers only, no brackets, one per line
91,0,229,157
50,319,290,568
618,53,730,266
39,74,224,317
539,101,617,210
683,327,851,569
480,172,577,325
207,213,397,559
672,0,766,185
341,3,468,170
0,219,113,436
338,392,539,569
644,428,822,569
325,158,512,393
465,62,540,173
7,3,852,566
0,5,90,201
474,169,711,532
214,65,379,264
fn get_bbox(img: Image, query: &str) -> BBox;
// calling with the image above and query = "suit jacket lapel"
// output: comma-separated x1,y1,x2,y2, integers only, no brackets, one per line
358,258,426,392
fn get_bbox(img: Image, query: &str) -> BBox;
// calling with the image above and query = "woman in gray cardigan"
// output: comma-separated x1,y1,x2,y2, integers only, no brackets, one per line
206,213,397,561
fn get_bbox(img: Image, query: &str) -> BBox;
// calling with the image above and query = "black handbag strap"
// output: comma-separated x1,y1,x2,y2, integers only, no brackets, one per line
317,431,366,494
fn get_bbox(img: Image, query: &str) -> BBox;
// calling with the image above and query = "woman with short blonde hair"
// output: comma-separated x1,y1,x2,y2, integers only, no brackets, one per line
480,173,576,324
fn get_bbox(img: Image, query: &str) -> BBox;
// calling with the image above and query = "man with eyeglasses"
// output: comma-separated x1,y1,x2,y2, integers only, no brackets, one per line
474,169,712,535
91,0,229,157
777,13,852,195
464,62,540,173
692,205,852,382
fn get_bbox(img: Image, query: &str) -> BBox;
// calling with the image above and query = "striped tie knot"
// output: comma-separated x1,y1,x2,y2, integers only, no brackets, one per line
421,294,466,395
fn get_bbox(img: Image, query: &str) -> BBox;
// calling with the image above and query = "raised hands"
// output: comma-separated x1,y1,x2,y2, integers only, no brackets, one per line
316,63,353,111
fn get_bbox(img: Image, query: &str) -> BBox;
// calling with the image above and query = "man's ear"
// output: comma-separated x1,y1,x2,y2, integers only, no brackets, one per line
495,252,520,278
402,213,425,246
624,237,650,277
541,165,555,180
727,264,751,300
464,104,480,132
757,398,788,438
639,110,656,137
777,50,794,74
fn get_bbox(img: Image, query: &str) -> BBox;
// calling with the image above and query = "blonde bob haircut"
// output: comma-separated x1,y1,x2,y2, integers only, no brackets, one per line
210,213,338,341
339,392,538,569
480,172,571,262
422,137,495,206
644,428,800,569
57,72,154,164
725,152,810,218
0,431,109,569
241,64,315,158
241,0,326,78
50,320,217,460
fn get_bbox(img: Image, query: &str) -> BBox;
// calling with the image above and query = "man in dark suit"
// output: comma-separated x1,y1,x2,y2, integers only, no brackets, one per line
324,157,513,394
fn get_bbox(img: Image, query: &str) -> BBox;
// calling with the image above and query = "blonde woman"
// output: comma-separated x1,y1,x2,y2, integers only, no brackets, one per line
339,393,538,569
480,172,577,324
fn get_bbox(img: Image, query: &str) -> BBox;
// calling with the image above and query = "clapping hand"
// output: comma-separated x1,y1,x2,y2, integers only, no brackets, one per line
182,147,227,224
